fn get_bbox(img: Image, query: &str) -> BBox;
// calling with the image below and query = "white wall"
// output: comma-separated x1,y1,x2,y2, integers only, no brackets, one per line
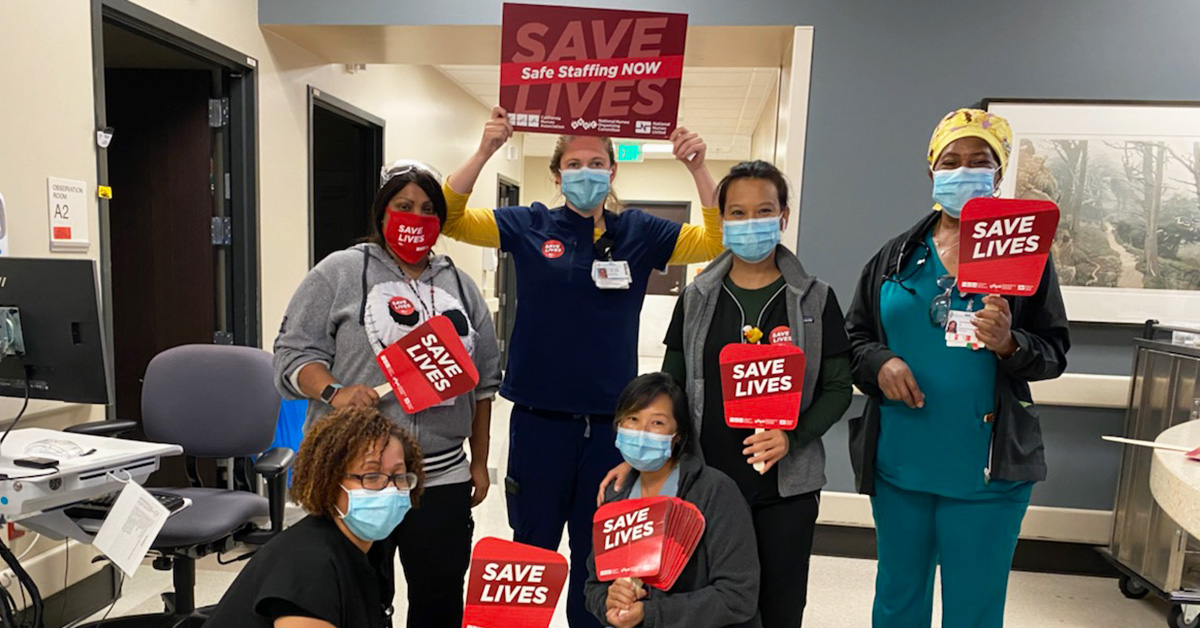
0,0,519,600
521,156,740,360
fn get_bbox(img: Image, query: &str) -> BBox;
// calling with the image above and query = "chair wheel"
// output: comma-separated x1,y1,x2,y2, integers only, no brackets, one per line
1169,604,1200,628
1120,574,1150,599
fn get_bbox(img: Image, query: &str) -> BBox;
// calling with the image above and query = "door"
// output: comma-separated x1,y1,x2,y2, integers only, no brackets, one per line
495,177,521,367
106,69,216,424
309,89,385,266
637,202,690,296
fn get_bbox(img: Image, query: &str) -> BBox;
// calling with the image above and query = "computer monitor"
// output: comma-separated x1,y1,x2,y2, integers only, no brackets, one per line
0,258,108,404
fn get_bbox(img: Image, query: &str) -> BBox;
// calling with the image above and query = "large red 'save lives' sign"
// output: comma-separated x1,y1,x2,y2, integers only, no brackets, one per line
462,538,568,628
592,497,705,592
957,198,1060,297
719,343,806,431
375,315,479,414
500,3,687,140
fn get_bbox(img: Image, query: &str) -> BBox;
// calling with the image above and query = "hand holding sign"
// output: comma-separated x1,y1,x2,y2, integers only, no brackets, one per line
374,315,479,414
463,538,568,628
719,343,806,473
479,106,514,158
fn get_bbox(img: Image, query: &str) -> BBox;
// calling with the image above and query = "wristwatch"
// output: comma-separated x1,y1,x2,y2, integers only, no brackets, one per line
320,383,343,405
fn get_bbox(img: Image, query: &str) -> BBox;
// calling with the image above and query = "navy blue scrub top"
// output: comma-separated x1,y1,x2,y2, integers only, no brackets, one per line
495,203,682,416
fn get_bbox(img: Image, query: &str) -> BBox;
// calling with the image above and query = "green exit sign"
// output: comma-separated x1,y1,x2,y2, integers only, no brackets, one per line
615,143,643,163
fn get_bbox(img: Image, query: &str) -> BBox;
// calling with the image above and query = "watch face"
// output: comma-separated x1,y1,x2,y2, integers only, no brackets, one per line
322,385,338,402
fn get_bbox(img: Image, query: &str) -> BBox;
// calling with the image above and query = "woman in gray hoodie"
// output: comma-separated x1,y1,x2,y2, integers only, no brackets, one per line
585,373,761,628
272,161,501,627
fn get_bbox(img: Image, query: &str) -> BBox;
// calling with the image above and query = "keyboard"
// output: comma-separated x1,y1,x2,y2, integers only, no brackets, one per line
64,489,188,520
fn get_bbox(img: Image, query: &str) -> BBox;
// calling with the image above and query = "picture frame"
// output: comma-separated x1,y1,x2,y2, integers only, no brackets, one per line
983,99,1200,326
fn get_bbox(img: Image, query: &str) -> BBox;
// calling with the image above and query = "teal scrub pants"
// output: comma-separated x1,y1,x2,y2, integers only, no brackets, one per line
871,475,1031,628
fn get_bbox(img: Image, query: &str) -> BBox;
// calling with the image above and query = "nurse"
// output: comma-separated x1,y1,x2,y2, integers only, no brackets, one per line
442,107,725,627
846,109,1070,628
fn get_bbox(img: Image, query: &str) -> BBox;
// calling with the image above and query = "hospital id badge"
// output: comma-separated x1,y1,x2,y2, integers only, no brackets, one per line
945,310,984,350
592,260,631,290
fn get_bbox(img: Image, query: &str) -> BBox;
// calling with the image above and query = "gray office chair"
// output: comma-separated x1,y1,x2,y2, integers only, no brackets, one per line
68,344,294,628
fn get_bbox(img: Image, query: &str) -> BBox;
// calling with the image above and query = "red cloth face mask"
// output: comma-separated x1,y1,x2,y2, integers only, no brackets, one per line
384,211,441,264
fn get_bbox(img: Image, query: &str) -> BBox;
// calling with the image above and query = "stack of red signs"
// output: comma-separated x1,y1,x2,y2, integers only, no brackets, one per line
462,537,568,628
957,198,1060,297
374,315,480,414
592,496,706,591
719,343,806,430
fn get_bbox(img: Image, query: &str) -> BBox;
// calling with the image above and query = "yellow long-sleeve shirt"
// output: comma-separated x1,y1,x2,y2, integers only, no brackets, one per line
441,182,724,265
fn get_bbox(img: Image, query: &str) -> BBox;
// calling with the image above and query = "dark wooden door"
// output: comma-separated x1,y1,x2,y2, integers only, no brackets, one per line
637,202,690,296
311,105,380,265
106,69,215,424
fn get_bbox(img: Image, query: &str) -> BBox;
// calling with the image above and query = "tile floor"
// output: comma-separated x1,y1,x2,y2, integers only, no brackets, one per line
82,397,1175,628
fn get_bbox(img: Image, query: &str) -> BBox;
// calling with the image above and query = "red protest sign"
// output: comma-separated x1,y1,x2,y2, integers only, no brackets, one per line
593,497,705,592
593,497,672,582
957,198,1059,297
500,3,688,140
719,343,806,431
375,315,479,414
463,537,568,628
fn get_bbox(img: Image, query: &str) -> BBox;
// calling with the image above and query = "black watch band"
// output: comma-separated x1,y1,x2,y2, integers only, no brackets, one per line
320,384,343,405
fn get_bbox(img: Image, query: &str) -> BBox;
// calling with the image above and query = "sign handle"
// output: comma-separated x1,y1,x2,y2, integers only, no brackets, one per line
753,428,766,473
374,383,393,399
615,577,645,619
1102,435,1192,453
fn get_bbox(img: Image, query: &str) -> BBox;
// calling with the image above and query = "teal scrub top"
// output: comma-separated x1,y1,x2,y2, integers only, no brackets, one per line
877,232,1028,499
630,465,681,499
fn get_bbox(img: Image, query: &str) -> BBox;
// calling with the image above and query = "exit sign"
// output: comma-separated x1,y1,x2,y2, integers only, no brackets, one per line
615,143,643,163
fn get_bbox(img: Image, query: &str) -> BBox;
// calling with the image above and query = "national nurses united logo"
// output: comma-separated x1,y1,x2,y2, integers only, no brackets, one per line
542,240,565,259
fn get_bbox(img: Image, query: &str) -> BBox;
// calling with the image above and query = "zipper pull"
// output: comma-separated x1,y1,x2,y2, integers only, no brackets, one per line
583,417,592,439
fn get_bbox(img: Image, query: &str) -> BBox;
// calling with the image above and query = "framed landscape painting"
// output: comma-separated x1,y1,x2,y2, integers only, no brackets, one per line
985,99,1200,326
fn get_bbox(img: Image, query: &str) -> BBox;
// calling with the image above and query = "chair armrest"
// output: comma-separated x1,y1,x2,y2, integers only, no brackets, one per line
63,420,140,438
254,447,295,478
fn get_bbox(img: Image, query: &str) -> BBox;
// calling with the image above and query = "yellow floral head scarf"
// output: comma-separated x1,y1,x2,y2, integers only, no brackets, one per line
927,108,1013,175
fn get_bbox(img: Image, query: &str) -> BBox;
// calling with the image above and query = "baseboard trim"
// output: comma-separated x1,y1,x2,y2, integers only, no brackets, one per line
818,491,1112,545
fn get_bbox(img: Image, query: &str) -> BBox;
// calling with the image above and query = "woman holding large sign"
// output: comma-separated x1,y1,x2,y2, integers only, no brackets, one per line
272,162,502,627
585,373,761,628
603,160,854,627
444,107,724,627
846,109,1070,627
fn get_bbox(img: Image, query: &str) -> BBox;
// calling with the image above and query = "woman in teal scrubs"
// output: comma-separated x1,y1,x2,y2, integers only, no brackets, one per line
846,109,1070,628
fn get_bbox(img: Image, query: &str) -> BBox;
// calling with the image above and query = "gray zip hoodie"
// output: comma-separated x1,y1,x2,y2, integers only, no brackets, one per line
680,246,831,497
273,243,501,483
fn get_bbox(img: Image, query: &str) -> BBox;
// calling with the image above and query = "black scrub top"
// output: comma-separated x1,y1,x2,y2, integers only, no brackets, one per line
202,515,388,628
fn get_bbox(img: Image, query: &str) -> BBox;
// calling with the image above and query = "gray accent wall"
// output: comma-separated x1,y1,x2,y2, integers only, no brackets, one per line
261,0,1200,511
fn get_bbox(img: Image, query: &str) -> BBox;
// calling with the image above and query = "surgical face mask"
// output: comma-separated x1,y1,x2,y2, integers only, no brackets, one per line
722,217,782,263
336,486,411,542
615,427,675,472
931,167,997,218
560,168,610,213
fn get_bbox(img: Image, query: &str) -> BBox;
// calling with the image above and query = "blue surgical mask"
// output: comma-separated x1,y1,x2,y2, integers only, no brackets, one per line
615,427,675,472
932,167,996,218
722,217,782,263
560,168,610,213
336,485,411,542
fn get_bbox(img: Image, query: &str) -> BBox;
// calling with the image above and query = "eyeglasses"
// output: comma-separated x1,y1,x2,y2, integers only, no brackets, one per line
930,274,957,328
344,472,419,492
379,160,443,187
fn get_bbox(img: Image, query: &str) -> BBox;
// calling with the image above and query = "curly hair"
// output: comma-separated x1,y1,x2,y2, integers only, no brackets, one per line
290,407,425,518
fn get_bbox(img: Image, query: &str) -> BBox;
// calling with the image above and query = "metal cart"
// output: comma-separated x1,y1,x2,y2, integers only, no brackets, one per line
1101,321,1200,628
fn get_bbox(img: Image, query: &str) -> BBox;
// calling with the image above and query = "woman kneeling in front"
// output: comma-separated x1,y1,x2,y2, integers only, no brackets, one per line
203,407,424,628
584,373,761,628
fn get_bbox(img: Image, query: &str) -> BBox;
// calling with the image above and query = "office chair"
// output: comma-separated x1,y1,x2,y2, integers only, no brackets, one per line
67,344,294,628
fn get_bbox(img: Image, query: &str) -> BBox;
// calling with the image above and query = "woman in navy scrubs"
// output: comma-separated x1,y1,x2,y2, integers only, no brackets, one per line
441,107,726,627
